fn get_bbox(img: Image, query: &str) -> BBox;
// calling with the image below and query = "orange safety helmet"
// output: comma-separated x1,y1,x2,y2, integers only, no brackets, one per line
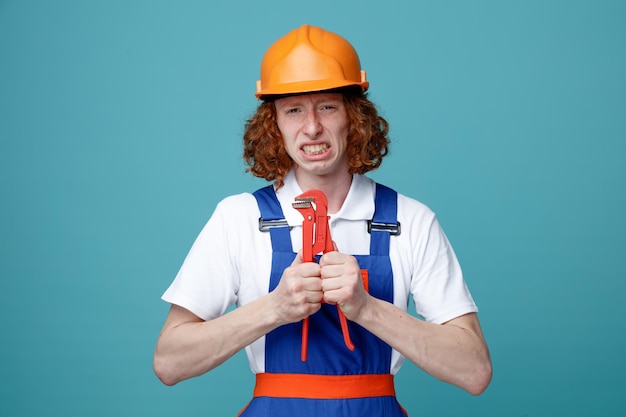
255,25,369,100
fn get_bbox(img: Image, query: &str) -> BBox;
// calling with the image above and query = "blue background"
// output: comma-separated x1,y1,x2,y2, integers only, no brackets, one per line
1,1,625,416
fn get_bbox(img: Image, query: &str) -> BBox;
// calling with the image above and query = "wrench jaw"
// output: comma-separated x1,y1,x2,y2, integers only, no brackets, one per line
292,192,331,261
291,197,315,211
292,198,315,210
294,190,328,215
292,198,316,263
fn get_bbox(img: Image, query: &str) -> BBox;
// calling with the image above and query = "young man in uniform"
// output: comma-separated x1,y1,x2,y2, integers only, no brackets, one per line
154,24,492,416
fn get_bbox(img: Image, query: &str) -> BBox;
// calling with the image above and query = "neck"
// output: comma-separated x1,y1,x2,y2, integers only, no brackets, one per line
294,171,353,214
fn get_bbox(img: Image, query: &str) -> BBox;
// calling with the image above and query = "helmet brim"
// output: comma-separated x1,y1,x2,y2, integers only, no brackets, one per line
256,79,369,100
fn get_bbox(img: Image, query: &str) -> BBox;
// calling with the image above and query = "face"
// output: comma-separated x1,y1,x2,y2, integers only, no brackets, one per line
274,93,350,183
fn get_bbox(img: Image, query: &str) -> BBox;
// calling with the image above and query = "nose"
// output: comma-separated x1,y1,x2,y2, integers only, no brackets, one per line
303,110,323,138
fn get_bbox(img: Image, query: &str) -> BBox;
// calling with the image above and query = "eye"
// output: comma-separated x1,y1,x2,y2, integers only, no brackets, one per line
285,107,302,115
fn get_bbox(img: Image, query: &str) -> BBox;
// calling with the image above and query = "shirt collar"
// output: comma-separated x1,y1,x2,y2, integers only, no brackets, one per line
276,170,376,226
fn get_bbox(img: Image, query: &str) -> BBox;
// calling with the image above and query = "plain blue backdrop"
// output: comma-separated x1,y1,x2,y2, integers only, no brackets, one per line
1,1,625,416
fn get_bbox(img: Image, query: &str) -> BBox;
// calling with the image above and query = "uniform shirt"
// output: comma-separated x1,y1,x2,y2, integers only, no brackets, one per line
162,170,478,375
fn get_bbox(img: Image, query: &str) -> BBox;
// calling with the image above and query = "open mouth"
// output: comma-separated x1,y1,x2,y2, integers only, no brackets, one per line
302,144,328,155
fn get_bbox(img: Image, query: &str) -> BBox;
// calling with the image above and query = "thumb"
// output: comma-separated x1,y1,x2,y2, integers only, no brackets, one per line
332,240,339,252
291,250,304,266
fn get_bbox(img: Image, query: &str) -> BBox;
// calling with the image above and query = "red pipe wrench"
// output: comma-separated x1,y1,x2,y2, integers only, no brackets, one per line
292,189,355,362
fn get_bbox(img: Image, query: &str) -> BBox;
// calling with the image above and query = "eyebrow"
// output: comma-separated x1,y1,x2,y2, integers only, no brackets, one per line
277,96,343,108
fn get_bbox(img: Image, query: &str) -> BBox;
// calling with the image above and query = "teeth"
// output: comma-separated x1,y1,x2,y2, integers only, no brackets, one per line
302,144,328,155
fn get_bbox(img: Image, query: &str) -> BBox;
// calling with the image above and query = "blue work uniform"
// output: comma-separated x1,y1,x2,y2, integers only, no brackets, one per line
239,184,408,417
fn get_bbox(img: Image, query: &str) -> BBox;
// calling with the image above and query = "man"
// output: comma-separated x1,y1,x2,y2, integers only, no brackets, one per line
154,24,492,416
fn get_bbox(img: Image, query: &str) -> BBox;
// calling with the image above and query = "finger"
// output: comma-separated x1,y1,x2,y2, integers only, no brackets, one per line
320,276,342,292
320,250,339,266
320,263,343,280
304,290,324,304
301,276,323,292
283,261,319,282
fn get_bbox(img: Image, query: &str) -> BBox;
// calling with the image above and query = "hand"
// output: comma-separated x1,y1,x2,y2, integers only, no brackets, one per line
319,243,369,321
271,251,323,325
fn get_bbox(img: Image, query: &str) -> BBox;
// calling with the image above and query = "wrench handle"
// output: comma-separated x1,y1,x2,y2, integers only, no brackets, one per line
337,309,355,351
301,317,310,361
